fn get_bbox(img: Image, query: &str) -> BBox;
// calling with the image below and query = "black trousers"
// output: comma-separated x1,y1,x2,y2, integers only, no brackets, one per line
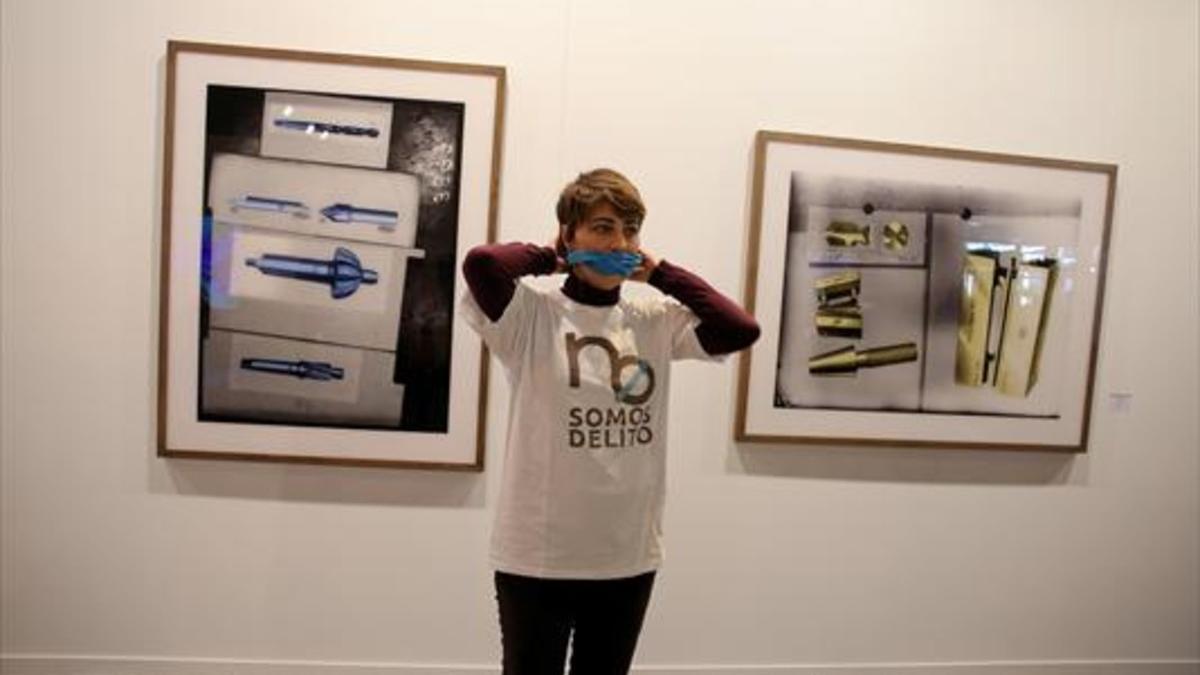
494,570,657,675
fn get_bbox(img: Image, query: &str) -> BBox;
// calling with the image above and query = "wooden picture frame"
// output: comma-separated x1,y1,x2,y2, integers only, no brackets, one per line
736,131,1116,451
158,41,505,469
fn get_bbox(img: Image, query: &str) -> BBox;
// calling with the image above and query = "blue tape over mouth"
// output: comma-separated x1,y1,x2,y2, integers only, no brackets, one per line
567,250,643,277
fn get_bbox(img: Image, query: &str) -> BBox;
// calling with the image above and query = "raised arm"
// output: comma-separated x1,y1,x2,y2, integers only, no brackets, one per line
647,260,760,355
462,243,560,322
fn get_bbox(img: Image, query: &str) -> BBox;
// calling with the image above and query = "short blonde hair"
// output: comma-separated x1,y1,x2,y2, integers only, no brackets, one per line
556,168,646,230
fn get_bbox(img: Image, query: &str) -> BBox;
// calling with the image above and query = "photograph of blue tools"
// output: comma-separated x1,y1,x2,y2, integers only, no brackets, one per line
199,83,457,432
737,131,1116,451
159,41,504,468
229,196,401,230
230,195,310,217
320,203,398,229
205,219,420,352
227,196,402,231
240,357,346,381
273,119,380,138
245,246,379,299
210,153,421,242
261,90,393,167
203,328,406,426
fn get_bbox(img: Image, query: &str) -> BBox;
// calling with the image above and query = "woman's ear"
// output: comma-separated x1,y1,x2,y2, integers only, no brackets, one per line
556,224,572,257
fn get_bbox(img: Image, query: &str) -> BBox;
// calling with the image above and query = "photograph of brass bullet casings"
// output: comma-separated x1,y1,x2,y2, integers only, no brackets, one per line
883,220,909,250
809,342,919,376
955,251,1004,387
994,260,1057,397
825,220,870,247
815,307,863,338
813,270,864,337
954,248,1059,398
814,270,861,307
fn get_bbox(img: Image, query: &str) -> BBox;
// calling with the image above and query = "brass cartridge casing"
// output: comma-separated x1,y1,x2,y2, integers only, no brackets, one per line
883,220,910,250
825,220,870,247
955,251,1006,387
815,307,863,338
994,260,1058,397
809,342,919,375
814,270,861,307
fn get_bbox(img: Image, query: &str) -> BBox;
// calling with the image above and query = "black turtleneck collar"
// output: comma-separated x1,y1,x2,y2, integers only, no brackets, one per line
562,271,620,306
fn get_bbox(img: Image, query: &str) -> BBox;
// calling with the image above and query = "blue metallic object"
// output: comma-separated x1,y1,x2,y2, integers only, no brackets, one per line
245,246,379,299
240,358,345,381
230,195,310,217
320,203,399,230
273,118,380,138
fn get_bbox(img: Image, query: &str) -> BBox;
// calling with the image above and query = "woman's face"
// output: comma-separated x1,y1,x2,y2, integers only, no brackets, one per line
564,201,641,290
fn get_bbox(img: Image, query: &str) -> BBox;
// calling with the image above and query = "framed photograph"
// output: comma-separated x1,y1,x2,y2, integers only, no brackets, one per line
157,41,505,469
736,131,1116,451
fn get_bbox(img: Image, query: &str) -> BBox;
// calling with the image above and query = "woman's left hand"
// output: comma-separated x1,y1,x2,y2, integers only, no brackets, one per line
629,249,659,283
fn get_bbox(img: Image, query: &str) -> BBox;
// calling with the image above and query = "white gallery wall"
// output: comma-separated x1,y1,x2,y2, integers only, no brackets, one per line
2,0,1197,673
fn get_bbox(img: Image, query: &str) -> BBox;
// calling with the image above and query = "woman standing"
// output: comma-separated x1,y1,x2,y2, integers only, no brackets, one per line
461,168,759,675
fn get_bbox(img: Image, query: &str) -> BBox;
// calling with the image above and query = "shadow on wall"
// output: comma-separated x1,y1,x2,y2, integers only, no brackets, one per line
729,441,1082,487
148,455,488,508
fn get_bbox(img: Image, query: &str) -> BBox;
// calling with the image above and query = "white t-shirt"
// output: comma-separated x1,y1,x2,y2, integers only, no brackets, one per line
461,280,720,579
